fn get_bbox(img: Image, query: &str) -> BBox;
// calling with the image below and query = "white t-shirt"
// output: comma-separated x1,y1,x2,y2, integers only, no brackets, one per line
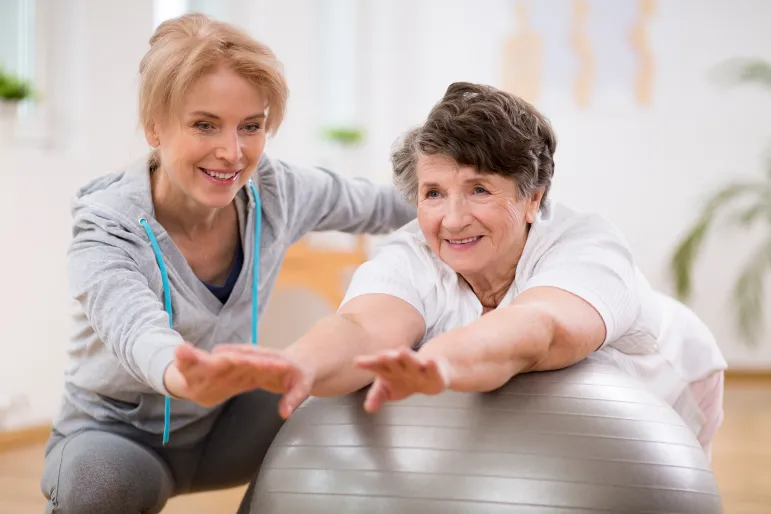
341,200,727,435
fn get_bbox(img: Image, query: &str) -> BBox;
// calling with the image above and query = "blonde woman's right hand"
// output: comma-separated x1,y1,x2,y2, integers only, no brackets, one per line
165,343,314,417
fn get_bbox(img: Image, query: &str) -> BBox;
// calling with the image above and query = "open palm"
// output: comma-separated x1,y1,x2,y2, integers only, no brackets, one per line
174,343,312,418
354,348,450,413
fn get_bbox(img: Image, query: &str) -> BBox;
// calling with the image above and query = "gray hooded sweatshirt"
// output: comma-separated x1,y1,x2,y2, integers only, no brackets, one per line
54,153,415,446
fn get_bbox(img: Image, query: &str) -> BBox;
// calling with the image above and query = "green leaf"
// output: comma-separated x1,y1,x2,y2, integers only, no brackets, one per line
0,66,34,101
321,126,365,146
715,58,771,90
732,236,771,345
727,188,771,226
670,215,711,300
669,182,759,300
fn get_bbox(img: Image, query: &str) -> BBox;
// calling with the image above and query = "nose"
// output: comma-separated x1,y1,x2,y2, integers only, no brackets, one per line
214,128,243,164
442,194,472,232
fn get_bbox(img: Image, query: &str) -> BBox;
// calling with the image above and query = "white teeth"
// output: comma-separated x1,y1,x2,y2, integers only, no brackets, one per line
202,169,238,180
448,236,480,244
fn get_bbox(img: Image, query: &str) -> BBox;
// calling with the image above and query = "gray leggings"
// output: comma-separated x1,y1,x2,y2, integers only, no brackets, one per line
40,389,284,514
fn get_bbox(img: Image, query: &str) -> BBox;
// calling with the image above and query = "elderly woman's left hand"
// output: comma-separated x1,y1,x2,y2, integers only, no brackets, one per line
354,347,452,412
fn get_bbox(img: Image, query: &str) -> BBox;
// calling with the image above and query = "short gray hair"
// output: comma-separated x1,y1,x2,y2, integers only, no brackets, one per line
391,82,557,211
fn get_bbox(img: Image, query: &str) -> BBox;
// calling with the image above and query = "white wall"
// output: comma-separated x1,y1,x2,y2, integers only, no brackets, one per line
2,0,771,430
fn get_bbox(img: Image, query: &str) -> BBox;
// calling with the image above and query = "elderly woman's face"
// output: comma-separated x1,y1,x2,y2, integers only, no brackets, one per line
149,66,266,208
416,154,541,276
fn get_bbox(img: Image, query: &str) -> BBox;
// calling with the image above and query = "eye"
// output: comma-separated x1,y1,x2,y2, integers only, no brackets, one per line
195,122,214,131
473,186,489,195
425,189,441,199
242,123,262,133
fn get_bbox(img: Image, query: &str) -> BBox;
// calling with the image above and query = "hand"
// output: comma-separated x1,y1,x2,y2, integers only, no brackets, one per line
165,343,313,417
163,343,259,408
354,347,452,413
212,344,315,418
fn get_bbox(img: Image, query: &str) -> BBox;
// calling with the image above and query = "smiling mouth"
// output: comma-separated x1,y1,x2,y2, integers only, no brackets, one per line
199,167,241,182
445,236,482,244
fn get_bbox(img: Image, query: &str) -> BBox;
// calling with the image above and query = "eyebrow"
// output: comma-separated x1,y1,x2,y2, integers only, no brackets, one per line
421,177,490,188
190,111,266,120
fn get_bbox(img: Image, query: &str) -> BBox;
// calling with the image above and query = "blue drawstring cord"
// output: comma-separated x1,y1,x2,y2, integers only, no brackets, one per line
139,180,262,445
249,180,261,345
138,217,173,444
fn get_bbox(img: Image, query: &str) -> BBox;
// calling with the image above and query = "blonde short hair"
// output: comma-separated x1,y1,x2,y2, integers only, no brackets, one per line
139,13,288,137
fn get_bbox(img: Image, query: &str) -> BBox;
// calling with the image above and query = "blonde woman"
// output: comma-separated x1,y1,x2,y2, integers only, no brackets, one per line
40,13,414,514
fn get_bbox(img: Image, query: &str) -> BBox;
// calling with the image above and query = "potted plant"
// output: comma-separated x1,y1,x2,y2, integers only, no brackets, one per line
0,66,34,141
321,126,365,146
669,58,771,346
318,125,366,178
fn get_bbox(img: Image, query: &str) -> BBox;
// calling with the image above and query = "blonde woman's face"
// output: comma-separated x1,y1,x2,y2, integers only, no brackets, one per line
150,66,267,208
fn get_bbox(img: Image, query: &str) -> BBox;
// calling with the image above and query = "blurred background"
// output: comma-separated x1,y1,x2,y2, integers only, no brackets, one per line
0,0,770,512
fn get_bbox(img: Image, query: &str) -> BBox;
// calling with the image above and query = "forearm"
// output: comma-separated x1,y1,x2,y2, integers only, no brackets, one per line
418,304,555,392
284,313,384,396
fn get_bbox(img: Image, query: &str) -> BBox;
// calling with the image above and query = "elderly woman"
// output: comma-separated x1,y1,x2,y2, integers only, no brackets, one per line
195,82,727,468
40,13,414,514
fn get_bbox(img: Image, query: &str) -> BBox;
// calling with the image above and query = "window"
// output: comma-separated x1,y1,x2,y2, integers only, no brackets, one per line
0,0,36,113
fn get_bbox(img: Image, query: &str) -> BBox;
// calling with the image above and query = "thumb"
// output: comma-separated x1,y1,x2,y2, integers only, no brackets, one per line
279,370,311,419
364,378,390,414
175,343,200,371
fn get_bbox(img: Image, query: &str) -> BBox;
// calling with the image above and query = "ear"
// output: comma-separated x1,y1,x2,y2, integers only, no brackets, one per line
145,122,161,148
525,189,544,223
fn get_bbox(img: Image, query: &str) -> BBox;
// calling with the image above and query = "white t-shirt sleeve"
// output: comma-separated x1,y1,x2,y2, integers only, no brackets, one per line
521,215,641,346
340,227,431,325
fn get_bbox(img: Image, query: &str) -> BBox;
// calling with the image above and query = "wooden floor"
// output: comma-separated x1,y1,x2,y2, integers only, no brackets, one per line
1,383,769,514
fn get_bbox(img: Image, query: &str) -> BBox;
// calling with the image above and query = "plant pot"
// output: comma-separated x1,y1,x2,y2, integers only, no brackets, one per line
0,100,20,146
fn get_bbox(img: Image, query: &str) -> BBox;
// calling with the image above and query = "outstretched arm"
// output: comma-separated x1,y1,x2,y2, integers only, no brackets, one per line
354,286,606,411
69,215,184,396
179,292,426,417
287,293,425,397
419,286,606,391
356,215,642,410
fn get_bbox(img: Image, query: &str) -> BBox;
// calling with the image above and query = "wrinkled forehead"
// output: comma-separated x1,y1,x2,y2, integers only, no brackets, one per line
416,154,476,180
416,153,517,190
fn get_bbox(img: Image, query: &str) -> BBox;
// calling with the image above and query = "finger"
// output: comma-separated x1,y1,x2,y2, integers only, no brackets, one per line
356,351,401,374
429,357,452,388
279,380,310,419
231,362,266,388
364,379,390,413
175,344,201,371
211,343,252,355
232,353,295,378
396,348,422,374
354,354,383,368
228,356,293,392
414,357,450,393
205,352,243,380
220,349,295,375
175,347,213,386
357,360,400,382
212,344,283,358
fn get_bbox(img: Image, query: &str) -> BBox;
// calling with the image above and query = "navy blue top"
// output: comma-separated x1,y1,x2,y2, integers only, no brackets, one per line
201,238,243,303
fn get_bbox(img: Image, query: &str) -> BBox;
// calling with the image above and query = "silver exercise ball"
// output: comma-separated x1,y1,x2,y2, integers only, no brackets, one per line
251,358,723,513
